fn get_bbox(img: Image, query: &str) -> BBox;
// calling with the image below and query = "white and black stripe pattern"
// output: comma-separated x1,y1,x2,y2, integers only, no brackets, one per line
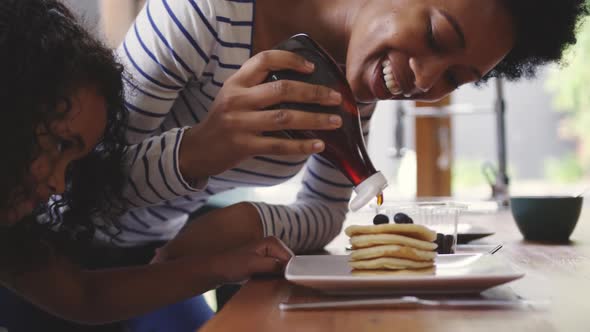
105,0,375,252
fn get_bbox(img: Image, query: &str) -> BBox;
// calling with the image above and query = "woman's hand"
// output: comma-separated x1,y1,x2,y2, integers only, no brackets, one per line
210,236,294,284
179,50,343,180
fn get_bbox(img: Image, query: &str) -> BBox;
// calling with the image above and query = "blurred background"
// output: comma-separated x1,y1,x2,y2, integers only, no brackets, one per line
66,0,590,204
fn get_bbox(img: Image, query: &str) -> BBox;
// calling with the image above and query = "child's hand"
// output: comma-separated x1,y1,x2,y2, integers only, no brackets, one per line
212,236,294,284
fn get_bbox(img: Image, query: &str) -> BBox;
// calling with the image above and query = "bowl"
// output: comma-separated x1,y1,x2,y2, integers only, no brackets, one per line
510,196,583,243
376,201,467,253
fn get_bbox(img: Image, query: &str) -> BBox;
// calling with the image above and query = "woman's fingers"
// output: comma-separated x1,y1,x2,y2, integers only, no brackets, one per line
243,135,325,156
242,79,342,109
228,50,342,109
231,50,314,86
224,109,341,132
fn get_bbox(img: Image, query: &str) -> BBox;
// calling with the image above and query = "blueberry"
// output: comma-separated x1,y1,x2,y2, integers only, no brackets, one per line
443,235,455,254
393,213,413,224
435,233,444,245
373,214,389,225
436,234,455,254
435,233,445,254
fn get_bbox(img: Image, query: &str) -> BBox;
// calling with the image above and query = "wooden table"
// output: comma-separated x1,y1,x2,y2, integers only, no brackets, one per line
200,207,590,332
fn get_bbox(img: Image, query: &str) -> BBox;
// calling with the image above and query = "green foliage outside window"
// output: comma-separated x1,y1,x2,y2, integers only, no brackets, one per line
546,11,590,179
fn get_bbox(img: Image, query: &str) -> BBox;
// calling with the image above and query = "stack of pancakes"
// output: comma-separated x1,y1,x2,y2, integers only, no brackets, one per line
345,224,438,271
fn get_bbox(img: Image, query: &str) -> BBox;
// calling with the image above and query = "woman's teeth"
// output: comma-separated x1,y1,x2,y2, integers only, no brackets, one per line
382,60,403,96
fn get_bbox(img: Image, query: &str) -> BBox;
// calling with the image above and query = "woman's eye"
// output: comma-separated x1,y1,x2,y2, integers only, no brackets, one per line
426,19,440,52
446,72,460,90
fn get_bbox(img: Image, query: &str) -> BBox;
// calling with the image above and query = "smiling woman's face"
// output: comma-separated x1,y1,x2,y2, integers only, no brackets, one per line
0,86,107,226
345,0,515,102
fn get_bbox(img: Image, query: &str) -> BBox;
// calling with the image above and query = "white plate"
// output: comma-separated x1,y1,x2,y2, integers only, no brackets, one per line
285,254,524,295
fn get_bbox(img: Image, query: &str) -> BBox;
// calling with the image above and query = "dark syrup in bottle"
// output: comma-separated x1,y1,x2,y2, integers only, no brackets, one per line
266,34,387,210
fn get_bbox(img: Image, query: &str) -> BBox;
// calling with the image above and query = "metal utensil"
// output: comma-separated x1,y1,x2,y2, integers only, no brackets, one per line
488,244,503,255
279,296,547,311
346,243,504,254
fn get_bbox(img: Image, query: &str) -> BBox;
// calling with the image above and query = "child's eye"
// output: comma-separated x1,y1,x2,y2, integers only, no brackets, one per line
56,139,74,153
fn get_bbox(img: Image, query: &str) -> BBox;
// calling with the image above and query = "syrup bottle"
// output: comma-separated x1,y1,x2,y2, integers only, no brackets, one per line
266,34,387,211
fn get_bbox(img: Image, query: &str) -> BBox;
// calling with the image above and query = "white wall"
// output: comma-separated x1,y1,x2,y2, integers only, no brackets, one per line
61,0,101,34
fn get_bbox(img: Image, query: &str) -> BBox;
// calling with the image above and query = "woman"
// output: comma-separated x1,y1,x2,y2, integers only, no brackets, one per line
106,1,587,328
0,0,292,330
115,0,587,256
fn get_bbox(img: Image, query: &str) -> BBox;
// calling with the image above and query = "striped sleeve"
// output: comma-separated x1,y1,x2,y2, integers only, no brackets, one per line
123,127,206,207
117,0,218,205
250,106,376,253
118,0,217,142
249,155,352,253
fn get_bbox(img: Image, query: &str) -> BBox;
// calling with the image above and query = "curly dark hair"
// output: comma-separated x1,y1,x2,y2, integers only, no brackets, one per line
485,0,589,81
0,0,128,268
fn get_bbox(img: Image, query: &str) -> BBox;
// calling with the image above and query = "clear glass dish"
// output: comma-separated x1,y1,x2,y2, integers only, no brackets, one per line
375,202,467,253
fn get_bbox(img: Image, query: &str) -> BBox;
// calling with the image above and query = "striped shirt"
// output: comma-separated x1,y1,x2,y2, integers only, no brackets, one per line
96,0,374,253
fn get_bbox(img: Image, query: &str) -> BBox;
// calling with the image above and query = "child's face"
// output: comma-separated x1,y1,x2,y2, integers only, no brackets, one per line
345,0,515,102
0,86,108,225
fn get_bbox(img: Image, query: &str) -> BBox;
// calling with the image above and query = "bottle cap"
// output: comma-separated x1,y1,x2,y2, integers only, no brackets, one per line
349,172,388,212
